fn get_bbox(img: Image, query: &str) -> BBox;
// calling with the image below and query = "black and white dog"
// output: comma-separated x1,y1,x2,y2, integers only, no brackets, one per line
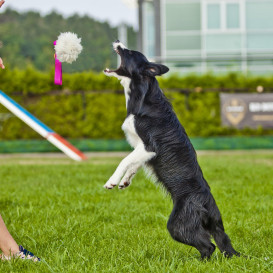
103,41,239,259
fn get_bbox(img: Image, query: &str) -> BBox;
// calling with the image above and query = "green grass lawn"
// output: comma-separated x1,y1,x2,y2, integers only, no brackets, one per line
0,151,272,273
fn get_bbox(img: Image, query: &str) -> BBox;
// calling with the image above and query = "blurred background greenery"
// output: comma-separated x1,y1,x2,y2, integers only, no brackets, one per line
0,8,273,152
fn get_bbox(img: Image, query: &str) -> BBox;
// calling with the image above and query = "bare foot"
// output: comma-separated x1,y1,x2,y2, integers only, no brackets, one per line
0,1,5,8
0,58,5,69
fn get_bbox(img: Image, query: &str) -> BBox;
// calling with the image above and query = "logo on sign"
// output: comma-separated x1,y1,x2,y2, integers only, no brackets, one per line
223,99,247,125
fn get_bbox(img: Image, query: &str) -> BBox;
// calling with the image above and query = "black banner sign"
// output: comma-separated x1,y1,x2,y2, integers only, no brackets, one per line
220,93,273,129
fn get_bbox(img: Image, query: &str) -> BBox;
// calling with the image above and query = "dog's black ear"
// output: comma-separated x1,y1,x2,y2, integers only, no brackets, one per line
143,62,169,77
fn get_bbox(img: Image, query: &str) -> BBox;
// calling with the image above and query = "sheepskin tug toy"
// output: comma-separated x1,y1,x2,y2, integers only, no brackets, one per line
54,32,83,85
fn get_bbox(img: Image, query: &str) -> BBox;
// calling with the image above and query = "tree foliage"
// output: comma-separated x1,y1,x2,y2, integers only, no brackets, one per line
0,9,137,72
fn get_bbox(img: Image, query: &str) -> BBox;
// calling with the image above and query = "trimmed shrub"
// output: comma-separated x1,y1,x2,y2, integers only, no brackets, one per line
0,68,273,140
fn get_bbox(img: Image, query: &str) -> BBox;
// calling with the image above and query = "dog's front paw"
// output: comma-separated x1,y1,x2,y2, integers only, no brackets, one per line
118,180,131,190
104,180,117,190
118,171,135,189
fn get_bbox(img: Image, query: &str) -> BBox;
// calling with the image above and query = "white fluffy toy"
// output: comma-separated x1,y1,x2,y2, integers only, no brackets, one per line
54,32,83,85
55,32,83,63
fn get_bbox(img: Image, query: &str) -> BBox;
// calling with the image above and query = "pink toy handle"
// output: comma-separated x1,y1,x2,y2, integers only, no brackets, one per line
54,41,62,85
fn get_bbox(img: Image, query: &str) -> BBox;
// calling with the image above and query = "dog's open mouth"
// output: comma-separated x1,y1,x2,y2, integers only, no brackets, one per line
104,43,122,74
114,48,120,55
104,53,120,73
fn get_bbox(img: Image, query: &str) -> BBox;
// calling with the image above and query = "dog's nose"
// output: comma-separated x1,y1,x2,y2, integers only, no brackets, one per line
115,40,120,43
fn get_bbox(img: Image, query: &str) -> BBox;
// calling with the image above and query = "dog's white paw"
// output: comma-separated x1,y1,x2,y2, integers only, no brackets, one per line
104,180,117,190
118,170,136,189
118,180,131,190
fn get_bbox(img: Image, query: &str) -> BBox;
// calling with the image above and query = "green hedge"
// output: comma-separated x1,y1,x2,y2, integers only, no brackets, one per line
2,67,273,94
0,68,273,140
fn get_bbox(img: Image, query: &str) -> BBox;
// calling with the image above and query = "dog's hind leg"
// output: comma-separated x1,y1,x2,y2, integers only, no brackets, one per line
104,144,155,189
167,199,216,260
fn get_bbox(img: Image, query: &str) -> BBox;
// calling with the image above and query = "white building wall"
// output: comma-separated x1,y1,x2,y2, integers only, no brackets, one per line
141,0,273,74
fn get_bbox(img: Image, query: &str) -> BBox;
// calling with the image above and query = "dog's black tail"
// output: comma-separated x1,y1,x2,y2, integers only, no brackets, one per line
205,197,240,257
210,218,240,257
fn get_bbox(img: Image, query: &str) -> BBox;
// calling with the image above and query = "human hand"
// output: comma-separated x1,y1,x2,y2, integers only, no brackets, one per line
0,1,5,8
0,58,5,69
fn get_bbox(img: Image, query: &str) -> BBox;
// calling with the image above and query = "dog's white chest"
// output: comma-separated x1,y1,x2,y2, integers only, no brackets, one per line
120,77,131,108
122,114,142,148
